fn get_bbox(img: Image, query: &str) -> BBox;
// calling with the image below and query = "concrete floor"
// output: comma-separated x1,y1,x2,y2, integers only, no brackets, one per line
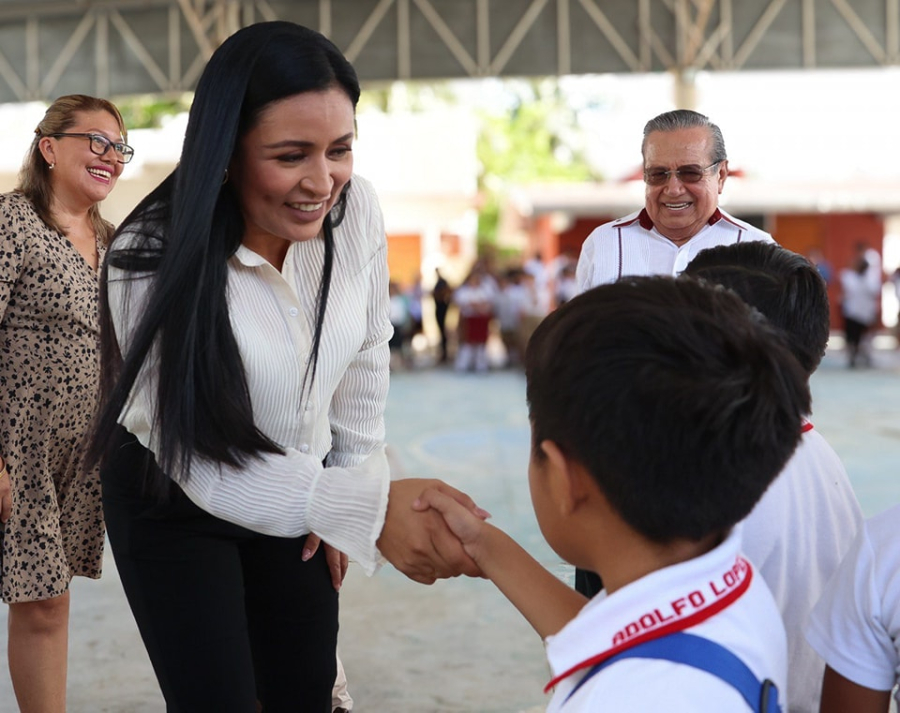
1,342,900,712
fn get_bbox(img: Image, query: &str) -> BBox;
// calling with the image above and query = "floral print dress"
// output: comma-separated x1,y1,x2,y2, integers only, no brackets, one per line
0,191,105,603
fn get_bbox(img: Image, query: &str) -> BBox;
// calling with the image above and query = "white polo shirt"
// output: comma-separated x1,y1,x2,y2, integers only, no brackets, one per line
545,527,787,711
806,503,900,702
742,423,863,713
575,208,774,290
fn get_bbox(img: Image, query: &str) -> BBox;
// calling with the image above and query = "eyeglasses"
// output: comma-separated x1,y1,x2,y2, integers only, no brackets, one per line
643,161,721,186
50,133,135,164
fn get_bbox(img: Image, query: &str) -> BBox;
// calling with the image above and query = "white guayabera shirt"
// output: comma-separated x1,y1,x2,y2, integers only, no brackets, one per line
575,208,774,289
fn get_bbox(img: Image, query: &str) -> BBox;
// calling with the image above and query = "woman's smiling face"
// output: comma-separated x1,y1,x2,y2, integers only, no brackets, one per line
230,87,355,266
42,110,126,208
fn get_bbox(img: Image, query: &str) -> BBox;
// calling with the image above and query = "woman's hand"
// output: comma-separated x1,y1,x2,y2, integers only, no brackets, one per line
0,457,10,525
412,487,487,560
303,534,349,591
377,478,490,584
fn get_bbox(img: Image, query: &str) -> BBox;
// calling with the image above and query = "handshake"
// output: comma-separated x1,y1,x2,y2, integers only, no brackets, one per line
377,478,492,584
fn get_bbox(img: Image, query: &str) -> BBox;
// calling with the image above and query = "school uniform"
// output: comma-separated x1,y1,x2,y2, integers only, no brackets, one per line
575,208,774,290
545,527,787,711
805,503,900,704
742,423,863,712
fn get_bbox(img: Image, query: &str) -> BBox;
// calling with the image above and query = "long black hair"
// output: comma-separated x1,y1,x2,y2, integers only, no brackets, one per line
88,22,361,495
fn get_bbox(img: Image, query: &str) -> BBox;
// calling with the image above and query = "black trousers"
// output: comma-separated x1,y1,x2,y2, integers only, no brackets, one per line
575,568,604,599
843,315,868,352
101,428,338,713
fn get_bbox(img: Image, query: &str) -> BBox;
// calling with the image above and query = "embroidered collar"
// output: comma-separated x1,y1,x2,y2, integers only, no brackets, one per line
636,207,723,232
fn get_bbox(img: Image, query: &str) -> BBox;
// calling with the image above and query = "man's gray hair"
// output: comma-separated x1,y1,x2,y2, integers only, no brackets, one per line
641,109,727,164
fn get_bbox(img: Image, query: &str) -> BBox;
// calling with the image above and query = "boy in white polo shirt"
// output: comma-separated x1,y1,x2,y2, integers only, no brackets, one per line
415,275,809,711
685,242,864,713
805,503,900,712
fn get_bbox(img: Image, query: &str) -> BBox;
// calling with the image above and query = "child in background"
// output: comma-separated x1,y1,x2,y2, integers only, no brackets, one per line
684,242,863,713
388,281,411,370
416,276,810,711
453,272,494,373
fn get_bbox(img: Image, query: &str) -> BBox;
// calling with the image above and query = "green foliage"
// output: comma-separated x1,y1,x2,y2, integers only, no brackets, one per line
113,93,193,130
359,80,459,113
476,78,595,243
358,78,596,246
477,80,593,185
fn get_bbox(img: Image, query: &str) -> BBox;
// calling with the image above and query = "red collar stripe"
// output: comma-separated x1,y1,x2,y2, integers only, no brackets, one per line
635,208,723,232
545,558,753,693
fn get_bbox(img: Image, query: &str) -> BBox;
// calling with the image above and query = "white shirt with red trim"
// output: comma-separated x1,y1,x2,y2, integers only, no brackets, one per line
544,526,787,712
742,423,863,713
805,503,900,702
575,208,774,291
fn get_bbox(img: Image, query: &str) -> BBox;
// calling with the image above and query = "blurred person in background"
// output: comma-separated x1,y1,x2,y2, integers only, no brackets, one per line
840,253,881,368
454,271,494,373
432,268,453,364
555,262,579,306
808,247,834,286
890,266,900,347
0,94,130,713
493,268,527,368
405,272,424,340
388,280,412,370
515,270,548,362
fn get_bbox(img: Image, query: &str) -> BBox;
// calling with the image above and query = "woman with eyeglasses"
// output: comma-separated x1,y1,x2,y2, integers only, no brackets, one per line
88,21,482,712
0,93,131,712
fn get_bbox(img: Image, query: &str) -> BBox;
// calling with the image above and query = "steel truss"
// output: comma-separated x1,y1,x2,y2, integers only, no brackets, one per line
0,0,897,102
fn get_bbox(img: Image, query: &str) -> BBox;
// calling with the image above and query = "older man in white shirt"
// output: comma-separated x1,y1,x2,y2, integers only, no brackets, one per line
573,109,774,602
575,109,773,291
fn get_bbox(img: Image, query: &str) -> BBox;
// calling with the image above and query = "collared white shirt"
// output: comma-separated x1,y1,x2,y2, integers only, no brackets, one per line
840,268,880,324
108,174,392,574
806,503,900,703
545,527,787,711
742,424,863,713
575,208,775,290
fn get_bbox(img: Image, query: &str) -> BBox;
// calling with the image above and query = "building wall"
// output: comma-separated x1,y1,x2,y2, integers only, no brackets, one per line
387,233,423,287
773,213,885,329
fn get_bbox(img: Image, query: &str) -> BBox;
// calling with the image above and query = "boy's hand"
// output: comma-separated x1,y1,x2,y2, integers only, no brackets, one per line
412,487,490,563
378,479,490,584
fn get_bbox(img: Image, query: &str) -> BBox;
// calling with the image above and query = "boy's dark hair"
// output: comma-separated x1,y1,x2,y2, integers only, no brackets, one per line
525,276,810,543
684,242,830,376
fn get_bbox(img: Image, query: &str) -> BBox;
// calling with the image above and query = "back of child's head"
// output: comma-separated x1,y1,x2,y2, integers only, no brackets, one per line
524,276,810,544
683,242,829,376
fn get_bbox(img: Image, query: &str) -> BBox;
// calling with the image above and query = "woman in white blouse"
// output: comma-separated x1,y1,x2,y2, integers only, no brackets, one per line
88,22,483,712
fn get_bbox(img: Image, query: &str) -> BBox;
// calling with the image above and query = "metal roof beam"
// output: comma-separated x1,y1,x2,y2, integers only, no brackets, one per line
0,0,897,102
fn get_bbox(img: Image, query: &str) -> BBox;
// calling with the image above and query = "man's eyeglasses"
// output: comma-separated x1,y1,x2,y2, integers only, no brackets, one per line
643,161,721,186
50,133,135,164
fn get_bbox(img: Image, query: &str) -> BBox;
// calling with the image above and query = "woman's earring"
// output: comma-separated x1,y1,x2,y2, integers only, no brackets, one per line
222,169,229,185
48,163,55,170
